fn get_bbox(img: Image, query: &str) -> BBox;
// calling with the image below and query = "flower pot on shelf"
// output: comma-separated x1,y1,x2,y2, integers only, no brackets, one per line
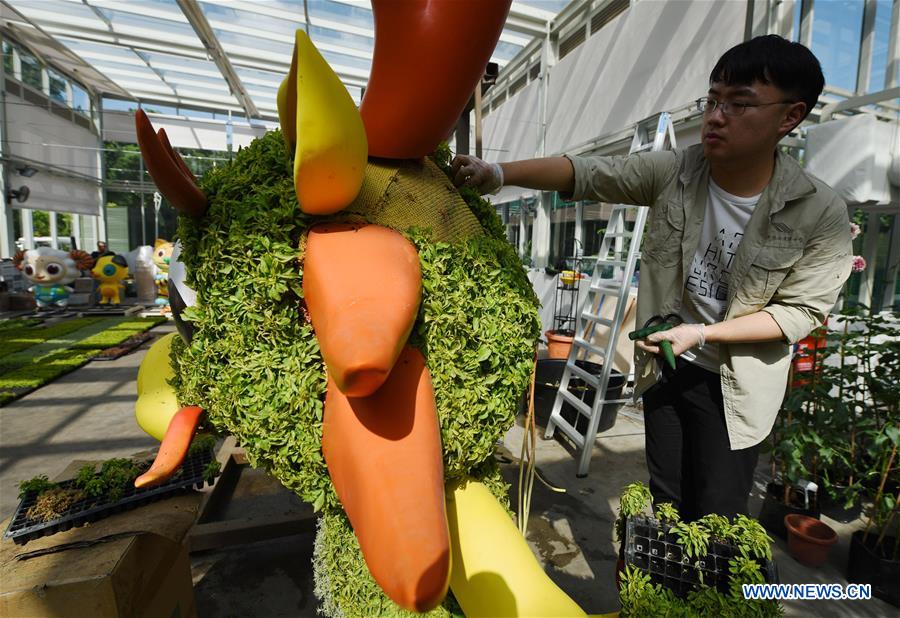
544,329,574,359
847,530,900,608
559,270,580,287
757,481,820,539
784,514,837,567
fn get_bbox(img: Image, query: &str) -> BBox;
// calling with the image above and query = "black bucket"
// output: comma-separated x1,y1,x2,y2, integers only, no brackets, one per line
531,359,626,433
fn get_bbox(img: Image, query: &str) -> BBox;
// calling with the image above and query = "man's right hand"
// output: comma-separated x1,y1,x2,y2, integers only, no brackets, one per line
450,155,504,195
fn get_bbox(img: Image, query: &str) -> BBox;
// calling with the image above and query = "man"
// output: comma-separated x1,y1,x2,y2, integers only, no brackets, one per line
451,35,852,520
90,240,110,259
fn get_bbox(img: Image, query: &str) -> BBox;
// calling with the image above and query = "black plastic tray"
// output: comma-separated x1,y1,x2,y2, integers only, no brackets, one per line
4,448,217,545
624,515,779,597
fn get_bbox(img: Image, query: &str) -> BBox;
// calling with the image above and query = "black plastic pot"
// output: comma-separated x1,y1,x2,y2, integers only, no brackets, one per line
818,486,862,524
532,359,625,433
757,481,820,540
847,530,900,607
624,515,778,597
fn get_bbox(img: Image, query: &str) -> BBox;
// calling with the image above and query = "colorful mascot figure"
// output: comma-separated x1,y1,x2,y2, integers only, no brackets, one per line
13,247,93,310
152,238,174,309
91,254,129,305
132,2,591,616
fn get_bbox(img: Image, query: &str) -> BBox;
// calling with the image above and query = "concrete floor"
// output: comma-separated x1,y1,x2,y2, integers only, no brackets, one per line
0,321,895,616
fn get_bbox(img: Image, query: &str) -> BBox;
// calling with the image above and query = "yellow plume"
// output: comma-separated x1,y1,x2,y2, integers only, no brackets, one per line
277,30,368,215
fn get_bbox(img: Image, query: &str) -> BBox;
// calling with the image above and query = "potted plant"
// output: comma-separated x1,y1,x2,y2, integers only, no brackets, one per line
762,308,897,535
544,261,582,359
847,423,899,607
759,352,824,537
827,308,900,607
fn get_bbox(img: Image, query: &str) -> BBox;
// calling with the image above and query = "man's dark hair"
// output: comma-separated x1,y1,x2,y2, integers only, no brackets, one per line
710,35,824,124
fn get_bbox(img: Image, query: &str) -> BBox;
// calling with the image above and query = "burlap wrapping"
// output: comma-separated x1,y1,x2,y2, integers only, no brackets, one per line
343,157,485,243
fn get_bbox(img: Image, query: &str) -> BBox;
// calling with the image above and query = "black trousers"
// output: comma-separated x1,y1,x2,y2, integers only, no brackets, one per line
643,359,759,522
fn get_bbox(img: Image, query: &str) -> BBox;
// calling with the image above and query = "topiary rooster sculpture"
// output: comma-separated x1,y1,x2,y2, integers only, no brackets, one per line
131,2,588,616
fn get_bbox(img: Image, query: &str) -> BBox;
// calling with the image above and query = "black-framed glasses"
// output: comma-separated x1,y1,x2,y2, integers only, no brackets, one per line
696,97,795,117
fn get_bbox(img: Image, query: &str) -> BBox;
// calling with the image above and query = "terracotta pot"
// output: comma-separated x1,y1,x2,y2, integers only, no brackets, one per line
544,330,574,359
784,514,837,567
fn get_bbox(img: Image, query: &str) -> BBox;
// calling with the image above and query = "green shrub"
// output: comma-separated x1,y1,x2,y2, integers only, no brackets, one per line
73,458,142,501
0,317,103,360
18,474,56,499
69,317,165,349
0,317,164,404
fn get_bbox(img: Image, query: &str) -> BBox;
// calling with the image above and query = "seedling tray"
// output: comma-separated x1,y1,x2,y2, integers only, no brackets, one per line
4,448,218,545
624,515,778,597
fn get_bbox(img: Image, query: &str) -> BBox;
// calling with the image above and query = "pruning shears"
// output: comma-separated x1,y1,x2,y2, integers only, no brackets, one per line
628,313,682,370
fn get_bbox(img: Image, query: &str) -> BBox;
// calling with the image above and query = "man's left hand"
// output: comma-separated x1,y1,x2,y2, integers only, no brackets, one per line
637,323,704,357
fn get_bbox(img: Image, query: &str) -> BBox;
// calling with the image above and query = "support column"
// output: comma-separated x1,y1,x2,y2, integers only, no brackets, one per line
574,201,584,259
519,206,528,259
799,0,814,48
21,208,34,250
532,192,552,269
0,35,14,258
886,0,899,89
49,211,58,249
857,0,877,94
72,212,81,251
531,22,556,272
96,97,107,244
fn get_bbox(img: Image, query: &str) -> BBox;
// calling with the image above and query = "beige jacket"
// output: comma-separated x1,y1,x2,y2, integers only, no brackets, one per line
565,145,853,449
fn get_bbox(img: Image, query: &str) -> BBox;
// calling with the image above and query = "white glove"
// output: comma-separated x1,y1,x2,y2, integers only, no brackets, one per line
450,154,504,195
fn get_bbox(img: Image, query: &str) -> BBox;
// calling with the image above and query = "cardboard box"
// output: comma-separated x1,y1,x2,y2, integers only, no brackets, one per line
1,464,201,618
1,532,196,618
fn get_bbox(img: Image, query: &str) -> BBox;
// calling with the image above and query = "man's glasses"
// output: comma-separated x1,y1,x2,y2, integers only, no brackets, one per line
696,97,795,117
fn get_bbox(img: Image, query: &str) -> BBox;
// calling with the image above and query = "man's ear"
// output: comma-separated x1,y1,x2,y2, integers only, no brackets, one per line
779,101,807,138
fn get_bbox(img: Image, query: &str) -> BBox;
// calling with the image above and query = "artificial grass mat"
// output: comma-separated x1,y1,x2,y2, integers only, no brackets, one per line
0,316,165,405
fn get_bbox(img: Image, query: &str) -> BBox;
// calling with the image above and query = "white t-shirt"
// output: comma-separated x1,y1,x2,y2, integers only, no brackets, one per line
681,178,760,373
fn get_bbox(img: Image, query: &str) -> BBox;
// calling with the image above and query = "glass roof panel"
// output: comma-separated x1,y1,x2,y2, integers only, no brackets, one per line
494,41,525,63
94,6,197,44
14,0,562,121
137,51,224,80
201,2,304,37
308,24,374,55
302,1,375,32
517,0,572,13
215,29,295,59
235,67,286,89
56,37,146,64
13,0,103,25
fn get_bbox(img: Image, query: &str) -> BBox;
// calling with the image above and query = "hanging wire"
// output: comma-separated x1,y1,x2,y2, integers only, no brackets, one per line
517,349,566,537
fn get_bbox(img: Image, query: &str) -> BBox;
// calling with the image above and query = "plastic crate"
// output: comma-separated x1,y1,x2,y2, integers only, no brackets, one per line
4,448,218,545
624,515,778,597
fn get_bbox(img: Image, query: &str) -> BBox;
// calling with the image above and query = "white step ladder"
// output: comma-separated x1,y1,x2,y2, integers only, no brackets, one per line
544,112,677,477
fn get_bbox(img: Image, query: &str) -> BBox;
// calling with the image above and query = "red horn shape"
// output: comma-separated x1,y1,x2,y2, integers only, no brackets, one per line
360,0,512,159
157,127,198,186
135,109,207,217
